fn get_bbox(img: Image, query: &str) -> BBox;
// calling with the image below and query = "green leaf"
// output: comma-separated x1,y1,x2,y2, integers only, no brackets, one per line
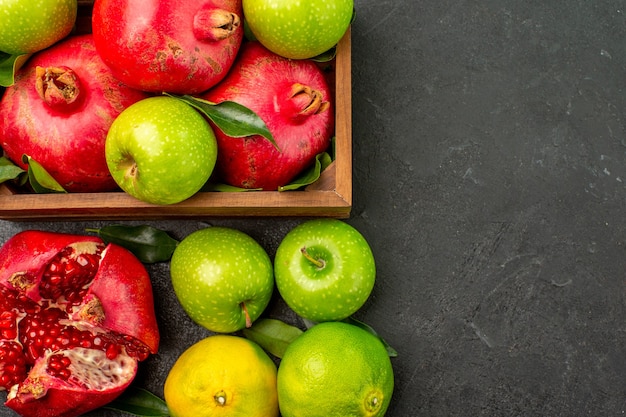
104,386,170,417
242,318,303,359
311,47,337,63
22,155,67,193
0,52,30,87
167,94,279,151
342,317,398,357
85,224,179,264
0,156,25,183
278,152,332,191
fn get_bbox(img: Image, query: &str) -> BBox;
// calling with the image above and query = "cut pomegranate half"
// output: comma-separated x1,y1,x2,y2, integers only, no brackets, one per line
0,230,159,417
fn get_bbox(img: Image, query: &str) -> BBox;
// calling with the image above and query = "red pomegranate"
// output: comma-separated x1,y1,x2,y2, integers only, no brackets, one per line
0,230,160,417
0,34,148,193
92,0,244,94
202,42,335,190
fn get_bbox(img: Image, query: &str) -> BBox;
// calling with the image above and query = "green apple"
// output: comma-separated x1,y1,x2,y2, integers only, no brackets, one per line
170,227,275,333
105,96,217,205
0,0,77,55
243,0,353,59
274,219,376,322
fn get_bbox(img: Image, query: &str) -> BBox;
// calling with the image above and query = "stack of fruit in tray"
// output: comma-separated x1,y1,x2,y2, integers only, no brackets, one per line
0,0,351,206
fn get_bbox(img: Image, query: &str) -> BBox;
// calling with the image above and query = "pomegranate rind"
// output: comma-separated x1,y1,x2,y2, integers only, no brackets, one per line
92,0,244,94
86,243,160,353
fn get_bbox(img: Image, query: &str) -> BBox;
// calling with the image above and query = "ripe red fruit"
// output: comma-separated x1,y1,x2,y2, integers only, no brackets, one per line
0,230,159,417
201,42,334,190
0,34,148,193
92,0,244,94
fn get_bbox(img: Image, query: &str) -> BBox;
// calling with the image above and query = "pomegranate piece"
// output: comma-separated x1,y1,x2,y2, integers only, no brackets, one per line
0,230,159,417
92,0,244,94
0,34,149,193
201,42,335,190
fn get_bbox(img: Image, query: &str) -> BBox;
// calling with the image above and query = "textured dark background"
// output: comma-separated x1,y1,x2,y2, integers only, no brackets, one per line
1,0,626,416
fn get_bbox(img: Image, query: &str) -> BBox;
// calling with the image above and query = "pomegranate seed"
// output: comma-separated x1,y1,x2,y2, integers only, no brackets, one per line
47,275,62,286
76,254,90,267
60,356,71,367
46,353,76,381
64,263,76,275
1,329,16,340
105,343,120,360
0,311,15,320
27,344,41,361
0,341,28,390
39,245,103,303
57,368,71,380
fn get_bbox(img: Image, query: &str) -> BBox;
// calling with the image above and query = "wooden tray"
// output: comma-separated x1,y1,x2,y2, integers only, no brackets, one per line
0,5,352,221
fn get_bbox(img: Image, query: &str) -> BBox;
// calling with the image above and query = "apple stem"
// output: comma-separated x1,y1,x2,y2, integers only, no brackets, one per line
241,302,252,328
300,247,326,269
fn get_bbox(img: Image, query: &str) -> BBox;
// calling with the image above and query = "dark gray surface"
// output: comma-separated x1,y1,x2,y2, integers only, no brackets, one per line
1,0,626,416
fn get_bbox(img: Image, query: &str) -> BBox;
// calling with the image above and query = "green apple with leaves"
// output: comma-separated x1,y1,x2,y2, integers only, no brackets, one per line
170,226,275,333
243,0,353,59
105,96,217,205
274,219,376,322
0,0,77,55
